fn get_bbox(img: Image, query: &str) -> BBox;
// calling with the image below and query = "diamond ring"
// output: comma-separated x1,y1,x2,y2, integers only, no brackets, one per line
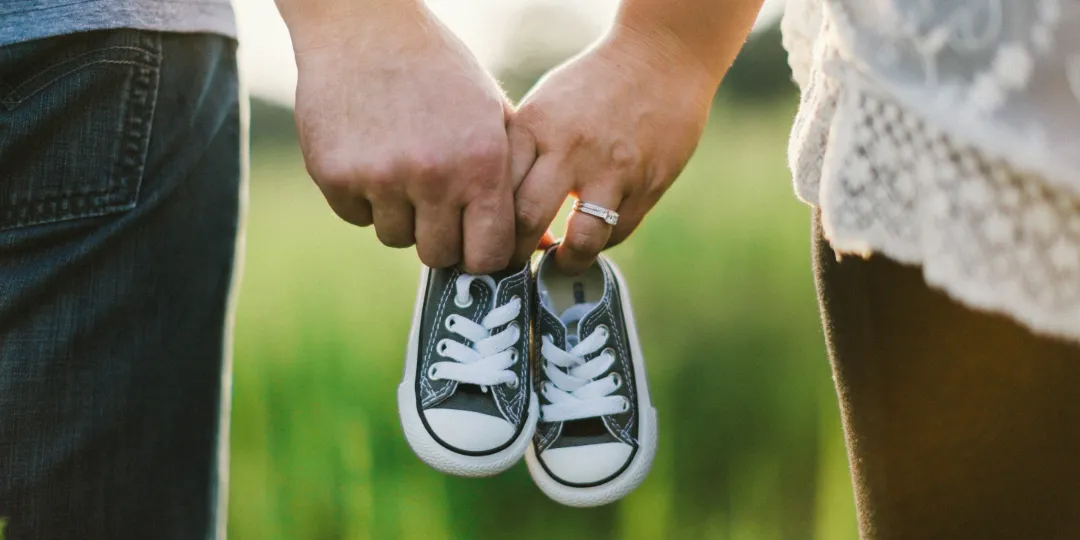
572,200,619,226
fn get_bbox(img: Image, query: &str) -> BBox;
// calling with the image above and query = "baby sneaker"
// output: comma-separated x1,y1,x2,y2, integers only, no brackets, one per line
399,263,539,477
525,247,658,507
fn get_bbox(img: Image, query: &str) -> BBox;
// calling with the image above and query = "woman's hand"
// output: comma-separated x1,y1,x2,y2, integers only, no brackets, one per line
507,27,719,274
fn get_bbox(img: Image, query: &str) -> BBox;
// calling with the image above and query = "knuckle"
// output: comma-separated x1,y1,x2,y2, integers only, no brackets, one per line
328,199,373,227
306,147,396,197
515,197,549,235
564,228,607,255
562,128,589,152
354,158,406,199
463,137,508,178
349,215,374,228
418,246,459,270
413,175,451,205
339,214,373,228
402,151,455,203
375,228,414,249
306,147,354,189
608,140,642,173
361,172,397,199
381,237,414,249
465,248,511,275
403,149,447,181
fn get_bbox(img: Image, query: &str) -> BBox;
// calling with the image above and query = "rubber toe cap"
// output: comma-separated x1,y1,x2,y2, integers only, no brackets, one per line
540,442,634,484
424,408,516,453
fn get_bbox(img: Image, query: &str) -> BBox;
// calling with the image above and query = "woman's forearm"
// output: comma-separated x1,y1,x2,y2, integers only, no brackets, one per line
613,0,767,83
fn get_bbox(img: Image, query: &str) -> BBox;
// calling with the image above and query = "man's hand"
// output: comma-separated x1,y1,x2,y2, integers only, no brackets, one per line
508,0,765,275
279,0,515,273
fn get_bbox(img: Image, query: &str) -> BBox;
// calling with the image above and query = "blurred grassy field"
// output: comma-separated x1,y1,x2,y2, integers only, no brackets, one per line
227,99,859,540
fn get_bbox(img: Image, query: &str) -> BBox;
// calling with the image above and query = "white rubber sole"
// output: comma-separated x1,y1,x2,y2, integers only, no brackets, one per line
398,266,539,477
525,257,658,507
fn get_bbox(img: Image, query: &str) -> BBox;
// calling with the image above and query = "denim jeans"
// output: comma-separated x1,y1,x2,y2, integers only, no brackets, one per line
0,29,243,539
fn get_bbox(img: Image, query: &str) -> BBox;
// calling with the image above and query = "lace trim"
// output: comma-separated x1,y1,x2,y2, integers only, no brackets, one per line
790,62,1080,343
823,0,1080,201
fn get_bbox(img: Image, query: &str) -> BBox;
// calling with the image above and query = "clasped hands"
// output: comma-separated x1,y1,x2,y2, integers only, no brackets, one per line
290,7,718,275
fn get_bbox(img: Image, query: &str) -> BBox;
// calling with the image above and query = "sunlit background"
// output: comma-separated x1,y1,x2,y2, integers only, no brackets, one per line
226,1,860,539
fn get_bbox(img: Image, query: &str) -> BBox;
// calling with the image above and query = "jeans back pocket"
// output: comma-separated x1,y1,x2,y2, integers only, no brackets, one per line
0,29,162,232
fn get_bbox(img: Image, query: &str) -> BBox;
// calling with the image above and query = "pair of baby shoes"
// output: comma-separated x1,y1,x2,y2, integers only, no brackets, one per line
398,246,657,507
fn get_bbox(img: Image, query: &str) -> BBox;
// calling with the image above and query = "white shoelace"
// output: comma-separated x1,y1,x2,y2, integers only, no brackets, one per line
540,303,629,422
427,274,522,389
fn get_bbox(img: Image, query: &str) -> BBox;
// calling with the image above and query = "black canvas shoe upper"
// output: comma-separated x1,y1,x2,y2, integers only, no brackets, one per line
414,263,533,455
532,250,641,486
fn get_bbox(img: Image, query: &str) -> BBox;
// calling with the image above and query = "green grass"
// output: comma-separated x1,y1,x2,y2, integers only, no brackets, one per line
227,99,858,540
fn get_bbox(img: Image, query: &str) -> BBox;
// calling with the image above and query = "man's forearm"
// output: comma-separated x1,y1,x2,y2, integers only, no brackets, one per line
613,0,766,83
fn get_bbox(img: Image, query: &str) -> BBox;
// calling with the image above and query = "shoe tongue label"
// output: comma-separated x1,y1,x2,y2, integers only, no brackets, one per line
573,282,586,304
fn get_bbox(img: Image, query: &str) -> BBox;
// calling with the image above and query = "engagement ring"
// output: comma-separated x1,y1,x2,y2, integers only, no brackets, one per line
572,200,619,226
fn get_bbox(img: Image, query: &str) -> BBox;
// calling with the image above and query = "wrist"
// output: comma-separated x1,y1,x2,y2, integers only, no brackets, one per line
610,0,764,85
597,23,720,99
277,0,426,53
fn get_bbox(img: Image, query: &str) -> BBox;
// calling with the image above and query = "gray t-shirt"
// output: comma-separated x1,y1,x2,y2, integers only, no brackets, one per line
0,0,236,47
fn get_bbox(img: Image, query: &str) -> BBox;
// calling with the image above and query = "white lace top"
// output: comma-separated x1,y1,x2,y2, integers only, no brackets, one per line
781,0,1080,342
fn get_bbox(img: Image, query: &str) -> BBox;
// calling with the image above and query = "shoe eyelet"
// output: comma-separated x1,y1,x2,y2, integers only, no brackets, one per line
507,377,520,389
454,294,473,309
595,325,609,339
602,347,616,360
619,397,630,413
427,365,440,381
610,372,623,389
444,315,458,331
437,340,450,356
509,350,519,363
540,381,549,393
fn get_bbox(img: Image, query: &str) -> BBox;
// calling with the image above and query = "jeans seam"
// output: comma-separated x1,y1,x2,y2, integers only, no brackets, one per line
117,31,162,216
2,46,160,109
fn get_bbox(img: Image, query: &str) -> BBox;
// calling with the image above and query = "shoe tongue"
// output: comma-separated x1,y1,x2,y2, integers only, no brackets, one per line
559,302,599,347
536,246,608,346
463,264,525,312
